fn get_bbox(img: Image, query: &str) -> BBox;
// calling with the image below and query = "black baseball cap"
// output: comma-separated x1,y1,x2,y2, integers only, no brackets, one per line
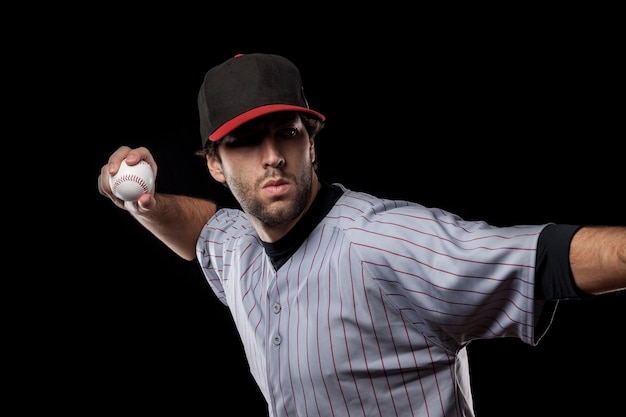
198,53,326,146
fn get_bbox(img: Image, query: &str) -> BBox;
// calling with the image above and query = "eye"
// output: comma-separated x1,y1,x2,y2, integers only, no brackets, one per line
223,134,263,148
280,127,298,138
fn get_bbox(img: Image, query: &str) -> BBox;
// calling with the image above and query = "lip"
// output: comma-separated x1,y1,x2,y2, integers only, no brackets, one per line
262,178,290,197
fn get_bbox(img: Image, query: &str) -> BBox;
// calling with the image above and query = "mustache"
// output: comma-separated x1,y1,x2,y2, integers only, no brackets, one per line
260,168,291,182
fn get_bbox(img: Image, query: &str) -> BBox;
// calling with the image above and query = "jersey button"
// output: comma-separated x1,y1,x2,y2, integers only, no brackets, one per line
272,335,282,346
272,303,281,314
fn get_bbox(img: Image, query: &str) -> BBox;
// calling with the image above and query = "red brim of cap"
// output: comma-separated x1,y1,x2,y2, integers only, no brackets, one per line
208,104,326,142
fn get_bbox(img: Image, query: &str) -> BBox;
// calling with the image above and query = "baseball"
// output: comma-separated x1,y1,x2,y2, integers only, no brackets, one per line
109,159,154,201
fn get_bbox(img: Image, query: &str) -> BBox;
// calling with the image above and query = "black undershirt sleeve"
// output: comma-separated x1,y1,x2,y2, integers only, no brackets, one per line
535,223,593,300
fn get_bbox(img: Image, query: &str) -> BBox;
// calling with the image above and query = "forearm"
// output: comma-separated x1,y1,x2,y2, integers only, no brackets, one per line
130,193,217,261
570,225,626,295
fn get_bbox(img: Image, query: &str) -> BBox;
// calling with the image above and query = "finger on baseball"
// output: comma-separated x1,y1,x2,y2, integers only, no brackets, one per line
98,165,109,195
123,194,156,213
97,164,125,208
119,147,156,167
108,146,157,178
137,193,157,210
106,146,133,174
98,163,116,196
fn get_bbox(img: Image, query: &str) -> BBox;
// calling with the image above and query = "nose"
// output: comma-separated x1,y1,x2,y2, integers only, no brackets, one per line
261,137,285,168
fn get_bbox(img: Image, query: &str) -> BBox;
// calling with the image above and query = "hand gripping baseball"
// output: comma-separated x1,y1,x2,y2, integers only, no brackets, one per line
99,147,158,212
109,159,155,202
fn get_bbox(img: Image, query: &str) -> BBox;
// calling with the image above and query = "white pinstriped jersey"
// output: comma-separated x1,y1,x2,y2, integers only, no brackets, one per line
197,183,552,417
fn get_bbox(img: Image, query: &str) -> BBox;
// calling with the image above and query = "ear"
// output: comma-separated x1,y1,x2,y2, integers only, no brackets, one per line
206,155,226,184
309,139,316,163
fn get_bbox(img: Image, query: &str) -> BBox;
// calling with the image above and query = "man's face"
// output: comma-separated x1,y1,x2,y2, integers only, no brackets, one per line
207,112,316,229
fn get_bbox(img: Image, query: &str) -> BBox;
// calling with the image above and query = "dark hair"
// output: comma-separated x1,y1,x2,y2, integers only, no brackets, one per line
195,112,325,170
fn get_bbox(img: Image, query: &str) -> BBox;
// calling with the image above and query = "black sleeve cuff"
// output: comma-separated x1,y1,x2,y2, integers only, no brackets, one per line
535,224,592,300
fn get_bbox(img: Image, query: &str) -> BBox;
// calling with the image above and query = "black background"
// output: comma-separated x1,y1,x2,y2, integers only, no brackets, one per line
26,9,624,417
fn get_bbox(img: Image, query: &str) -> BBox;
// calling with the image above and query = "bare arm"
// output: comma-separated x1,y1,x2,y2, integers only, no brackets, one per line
570,225,626,295
129,192,216,260
98,146,216,260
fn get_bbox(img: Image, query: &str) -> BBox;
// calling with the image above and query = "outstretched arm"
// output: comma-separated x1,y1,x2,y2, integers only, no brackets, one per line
570,226,626,295
128,192,216,260
98,146,217,260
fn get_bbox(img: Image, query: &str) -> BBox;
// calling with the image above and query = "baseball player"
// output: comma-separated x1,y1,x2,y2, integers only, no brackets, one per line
98,53,626,417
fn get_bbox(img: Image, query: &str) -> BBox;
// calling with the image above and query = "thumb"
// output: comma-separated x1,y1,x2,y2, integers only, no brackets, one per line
124,193,157,213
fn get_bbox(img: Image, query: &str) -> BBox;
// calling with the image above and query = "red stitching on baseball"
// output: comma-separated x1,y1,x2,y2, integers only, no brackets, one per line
113,175,149,192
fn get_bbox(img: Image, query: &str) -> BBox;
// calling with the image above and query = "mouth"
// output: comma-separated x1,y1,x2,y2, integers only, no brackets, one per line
262,178,290,197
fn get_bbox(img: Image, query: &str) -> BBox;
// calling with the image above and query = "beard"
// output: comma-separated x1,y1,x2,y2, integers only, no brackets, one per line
226,167,313,227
